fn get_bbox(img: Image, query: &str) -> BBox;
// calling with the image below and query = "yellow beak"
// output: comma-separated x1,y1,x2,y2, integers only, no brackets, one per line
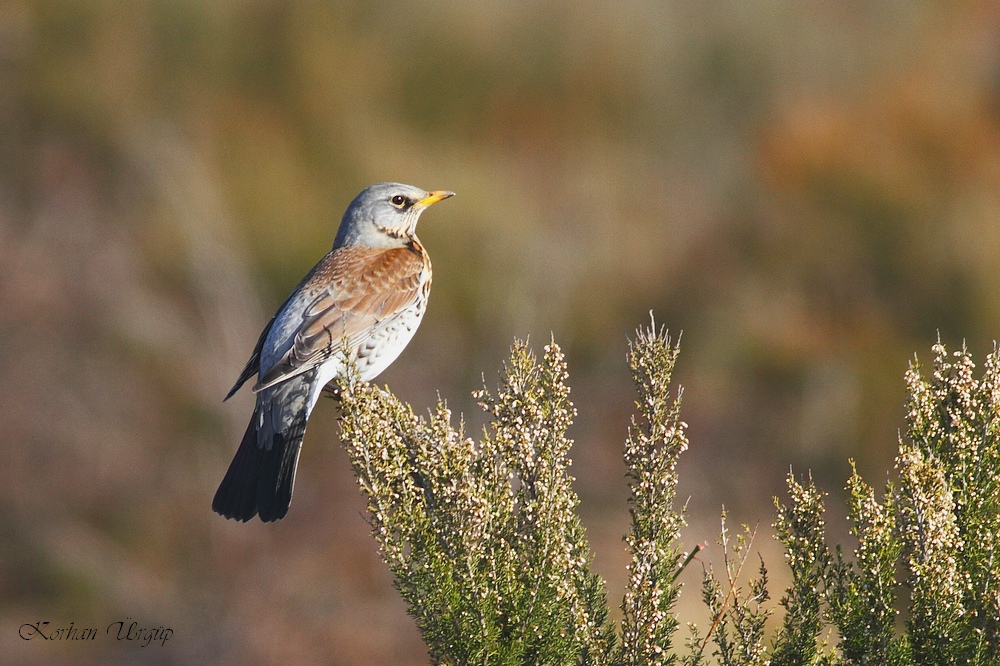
416,190,456,207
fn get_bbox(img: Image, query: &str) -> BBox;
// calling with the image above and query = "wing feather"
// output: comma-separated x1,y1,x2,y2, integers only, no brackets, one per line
253,244,428,392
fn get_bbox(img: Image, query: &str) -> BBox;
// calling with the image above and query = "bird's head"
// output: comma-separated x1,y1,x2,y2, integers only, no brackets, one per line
334,182,454,249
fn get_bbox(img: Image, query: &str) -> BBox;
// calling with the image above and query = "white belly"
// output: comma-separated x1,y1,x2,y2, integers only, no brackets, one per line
305,306,424,411
354,307,424,381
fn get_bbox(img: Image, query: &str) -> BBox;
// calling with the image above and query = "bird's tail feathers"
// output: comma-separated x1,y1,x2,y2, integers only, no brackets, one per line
212,405,306,522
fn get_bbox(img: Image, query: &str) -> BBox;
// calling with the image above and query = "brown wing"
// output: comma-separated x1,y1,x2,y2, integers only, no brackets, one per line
253,244,428,392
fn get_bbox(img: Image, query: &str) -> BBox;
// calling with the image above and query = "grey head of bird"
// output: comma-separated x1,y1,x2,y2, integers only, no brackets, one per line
333,182,455,249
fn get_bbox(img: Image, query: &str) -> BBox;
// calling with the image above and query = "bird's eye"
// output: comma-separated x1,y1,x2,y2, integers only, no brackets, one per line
390,195,407,207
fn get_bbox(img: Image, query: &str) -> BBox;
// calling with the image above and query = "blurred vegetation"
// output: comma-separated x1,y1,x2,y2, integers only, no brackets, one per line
2,1,998,663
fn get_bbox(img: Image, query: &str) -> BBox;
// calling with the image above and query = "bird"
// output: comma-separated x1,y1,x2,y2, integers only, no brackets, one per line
213,182,454,522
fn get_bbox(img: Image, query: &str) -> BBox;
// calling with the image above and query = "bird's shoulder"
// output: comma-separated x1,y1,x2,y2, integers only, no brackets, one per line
315,242,428,290
301,242,429,317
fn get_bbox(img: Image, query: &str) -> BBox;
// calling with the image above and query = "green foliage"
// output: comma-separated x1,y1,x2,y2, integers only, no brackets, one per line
827,467,906,664
338,330,1000,665
898,342,1000,663
339,319,691,664
772,474,832,666
686,518,771,666
771,340,1000,666
338,340,616,665
619,324,690,665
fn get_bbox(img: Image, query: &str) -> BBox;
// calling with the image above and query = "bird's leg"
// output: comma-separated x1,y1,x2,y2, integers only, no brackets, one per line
321,382,343,402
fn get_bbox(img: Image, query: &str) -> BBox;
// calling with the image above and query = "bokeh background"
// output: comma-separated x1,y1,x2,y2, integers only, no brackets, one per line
2,1,998,663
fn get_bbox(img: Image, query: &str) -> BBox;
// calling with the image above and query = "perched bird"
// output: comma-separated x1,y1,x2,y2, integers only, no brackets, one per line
213,182,454,522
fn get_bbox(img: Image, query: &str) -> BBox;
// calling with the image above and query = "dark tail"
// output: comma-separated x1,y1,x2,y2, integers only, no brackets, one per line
212,406,307,522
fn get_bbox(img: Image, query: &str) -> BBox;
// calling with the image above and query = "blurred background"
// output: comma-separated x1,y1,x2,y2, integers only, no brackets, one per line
2,1,998,663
